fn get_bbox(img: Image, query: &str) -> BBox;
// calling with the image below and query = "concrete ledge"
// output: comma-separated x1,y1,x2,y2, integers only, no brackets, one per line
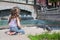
0,26,9,30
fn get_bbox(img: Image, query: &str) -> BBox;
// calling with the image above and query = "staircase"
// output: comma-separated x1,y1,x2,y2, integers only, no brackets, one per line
37,7,60,21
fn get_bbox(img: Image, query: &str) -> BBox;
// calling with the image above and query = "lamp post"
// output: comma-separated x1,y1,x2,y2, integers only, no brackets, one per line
26,0,28,4
34,0,36,5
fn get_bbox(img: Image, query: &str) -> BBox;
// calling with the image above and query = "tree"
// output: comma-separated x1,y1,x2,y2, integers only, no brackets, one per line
58,0,60,1
49,0,58,7
58,0,60,7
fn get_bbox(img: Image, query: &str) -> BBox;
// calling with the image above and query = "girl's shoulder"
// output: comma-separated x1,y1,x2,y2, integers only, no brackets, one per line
16,17,20,20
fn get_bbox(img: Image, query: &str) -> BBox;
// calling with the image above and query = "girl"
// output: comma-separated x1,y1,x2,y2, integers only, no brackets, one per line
7,7,25,35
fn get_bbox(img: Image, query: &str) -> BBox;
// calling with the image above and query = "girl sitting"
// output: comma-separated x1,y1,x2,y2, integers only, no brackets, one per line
7,7,25,35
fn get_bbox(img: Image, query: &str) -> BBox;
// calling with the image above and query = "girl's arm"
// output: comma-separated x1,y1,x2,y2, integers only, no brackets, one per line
16,17,22,28
8,15,11,23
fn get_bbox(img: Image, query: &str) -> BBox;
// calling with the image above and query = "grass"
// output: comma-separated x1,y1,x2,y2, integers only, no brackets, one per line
28,32,60,40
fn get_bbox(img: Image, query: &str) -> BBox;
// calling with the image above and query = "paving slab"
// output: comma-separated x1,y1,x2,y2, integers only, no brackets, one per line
0,27,44,40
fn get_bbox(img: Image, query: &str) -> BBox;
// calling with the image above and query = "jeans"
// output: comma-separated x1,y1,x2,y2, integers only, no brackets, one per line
10,27,25,34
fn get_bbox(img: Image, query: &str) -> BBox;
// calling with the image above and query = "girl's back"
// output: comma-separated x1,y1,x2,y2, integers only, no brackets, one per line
9,18,17,27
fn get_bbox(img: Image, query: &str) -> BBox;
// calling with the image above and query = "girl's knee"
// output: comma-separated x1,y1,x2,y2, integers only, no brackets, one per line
19,29,25,34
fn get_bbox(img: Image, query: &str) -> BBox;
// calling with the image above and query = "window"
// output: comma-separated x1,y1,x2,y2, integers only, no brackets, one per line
28,0,34,4
3,0,26,3
3,0,34,5
18,0,26,3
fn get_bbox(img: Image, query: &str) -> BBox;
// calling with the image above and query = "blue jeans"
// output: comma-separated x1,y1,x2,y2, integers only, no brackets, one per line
10,27,25,34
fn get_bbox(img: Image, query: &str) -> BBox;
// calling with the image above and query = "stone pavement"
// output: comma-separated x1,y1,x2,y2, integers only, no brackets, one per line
0,26,45,40
0,26,60,40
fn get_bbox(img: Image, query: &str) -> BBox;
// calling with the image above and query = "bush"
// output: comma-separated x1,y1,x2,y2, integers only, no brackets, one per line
28,33,60,40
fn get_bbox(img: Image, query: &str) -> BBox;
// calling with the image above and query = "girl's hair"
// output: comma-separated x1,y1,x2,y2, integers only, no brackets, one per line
8,7,20,23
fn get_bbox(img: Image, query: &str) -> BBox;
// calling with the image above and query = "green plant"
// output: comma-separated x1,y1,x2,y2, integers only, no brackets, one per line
28,33,60,40
49,0,59,7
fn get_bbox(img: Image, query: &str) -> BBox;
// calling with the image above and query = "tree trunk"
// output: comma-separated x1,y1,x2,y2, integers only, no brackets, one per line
59,2,60,7
52,3,54,7
46,0,48,7
55,2,57,7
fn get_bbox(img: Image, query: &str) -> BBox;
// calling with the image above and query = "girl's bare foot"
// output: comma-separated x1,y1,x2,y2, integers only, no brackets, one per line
7,31,16,35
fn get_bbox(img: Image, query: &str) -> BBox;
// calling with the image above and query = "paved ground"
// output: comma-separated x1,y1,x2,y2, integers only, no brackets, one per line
0,26,60,40
0,26,45,40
